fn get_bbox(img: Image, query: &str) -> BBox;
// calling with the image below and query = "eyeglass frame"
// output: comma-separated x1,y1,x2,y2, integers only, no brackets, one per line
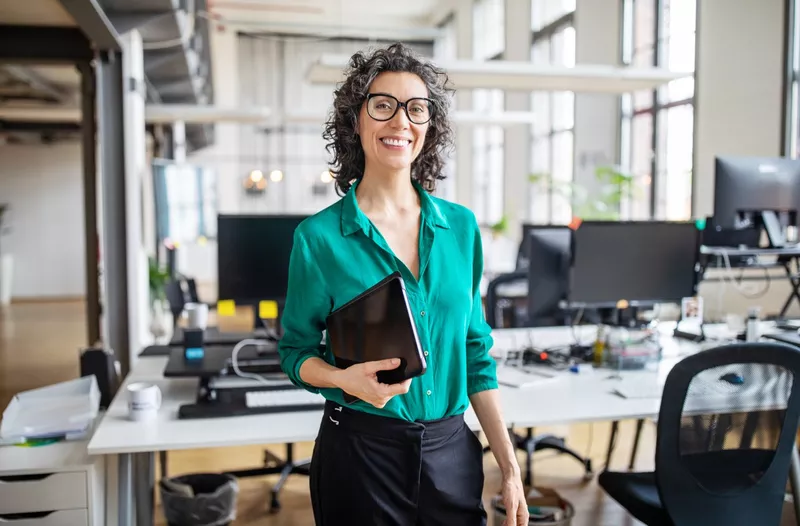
364,93,435,124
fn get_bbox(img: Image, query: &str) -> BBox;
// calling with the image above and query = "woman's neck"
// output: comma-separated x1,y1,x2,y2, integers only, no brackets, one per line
356,165,419,218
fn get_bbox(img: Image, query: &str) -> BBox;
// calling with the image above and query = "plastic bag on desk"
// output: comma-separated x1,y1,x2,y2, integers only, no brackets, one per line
159,473,238,526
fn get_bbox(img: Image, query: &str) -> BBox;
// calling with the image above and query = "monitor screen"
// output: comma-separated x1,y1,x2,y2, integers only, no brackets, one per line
527,227,571,320
570,221,698,307
714,156,800,228
217,214,308,303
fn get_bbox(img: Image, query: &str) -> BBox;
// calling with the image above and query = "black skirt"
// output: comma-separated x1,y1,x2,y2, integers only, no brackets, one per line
310,400,487,526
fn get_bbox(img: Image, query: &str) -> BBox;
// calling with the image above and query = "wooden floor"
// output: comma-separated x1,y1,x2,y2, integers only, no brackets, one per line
1,300,796,526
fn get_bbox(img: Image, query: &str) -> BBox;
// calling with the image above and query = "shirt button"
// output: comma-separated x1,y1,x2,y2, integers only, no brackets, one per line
424,351,429,357
420,310,426,317
426,390,432,396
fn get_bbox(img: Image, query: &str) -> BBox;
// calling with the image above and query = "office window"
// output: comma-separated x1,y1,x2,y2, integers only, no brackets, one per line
620,0,696,220
529,6,575,224
154,161,217,243
473,90,505,224
474,0,505,60
472,0,505,225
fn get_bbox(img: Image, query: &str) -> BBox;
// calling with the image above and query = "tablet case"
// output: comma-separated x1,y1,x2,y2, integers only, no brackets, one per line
326,272,427,403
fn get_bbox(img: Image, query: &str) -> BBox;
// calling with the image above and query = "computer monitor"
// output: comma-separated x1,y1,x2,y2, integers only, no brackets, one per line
526,227,571,324
714,156,800,246
569,221,699,308
217,214,308,304
517,223,557,270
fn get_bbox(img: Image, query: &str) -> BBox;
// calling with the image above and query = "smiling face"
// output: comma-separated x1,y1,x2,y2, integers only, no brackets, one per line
358,71,431,175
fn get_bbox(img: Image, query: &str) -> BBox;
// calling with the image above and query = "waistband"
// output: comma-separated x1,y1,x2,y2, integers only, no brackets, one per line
323,400,465,442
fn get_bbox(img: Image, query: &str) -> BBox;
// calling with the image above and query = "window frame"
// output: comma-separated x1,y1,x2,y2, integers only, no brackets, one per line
529,10,575,224
620,0,697,220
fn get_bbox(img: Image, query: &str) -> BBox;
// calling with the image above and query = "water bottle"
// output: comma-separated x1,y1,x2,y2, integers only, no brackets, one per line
745,307,761,342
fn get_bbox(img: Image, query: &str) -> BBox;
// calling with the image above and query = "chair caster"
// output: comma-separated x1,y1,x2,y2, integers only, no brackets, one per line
269,492,281,513
583,459,594,481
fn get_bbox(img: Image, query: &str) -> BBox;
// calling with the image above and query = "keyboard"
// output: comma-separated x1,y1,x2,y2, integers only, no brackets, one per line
245,389,324,408
178,387,325,419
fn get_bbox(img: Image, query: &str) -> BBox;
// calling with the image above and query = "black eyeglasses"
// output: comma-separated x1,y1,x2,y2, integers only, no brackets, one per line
365,93,434,125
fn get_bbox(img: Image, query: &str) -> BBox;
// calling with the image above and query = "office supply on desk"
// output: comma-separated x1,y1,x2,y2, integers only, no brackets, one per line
568,221,699,314
601,341,800,526
327,272,426,402
713,156,800,247
217,214,308,330
178,383,324,419
163,344,279,378
495,365,560,388
127,382,162,422
185,302,209,329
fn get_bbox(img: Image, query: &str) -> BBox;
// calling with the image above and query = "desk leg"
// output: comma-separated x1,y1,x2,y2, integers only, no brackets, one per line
118,454,133,526
134,452,156,526
790,444,800,526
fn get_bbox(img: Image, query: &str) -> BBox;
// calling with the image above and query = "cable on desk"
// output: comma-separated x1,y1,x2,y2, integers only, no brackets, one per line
230,338,277,385
720,250,771,299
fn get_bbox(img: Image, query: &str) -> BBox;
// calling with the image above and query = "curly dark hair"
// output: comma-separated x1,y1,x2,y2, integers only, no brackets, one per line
322,42,455,196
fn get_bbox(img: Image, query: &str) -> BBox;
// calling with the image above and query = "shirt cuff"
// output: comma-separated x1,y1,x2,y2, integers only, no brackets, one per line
288,352,322,394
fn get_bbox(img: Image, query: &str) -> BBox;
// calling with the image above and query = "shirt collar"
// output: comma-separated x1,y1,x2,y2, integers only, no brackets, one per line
340,178,450,236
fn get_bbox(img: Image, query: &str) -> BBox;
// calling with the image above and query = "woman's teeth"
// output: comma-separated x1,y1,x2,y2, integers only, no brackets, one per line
381,138,410,147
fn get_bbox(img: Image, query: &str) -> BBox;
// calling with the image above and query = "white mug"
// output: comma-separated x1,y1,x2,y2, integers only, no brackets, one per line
127,382,162,422
185,302,209,330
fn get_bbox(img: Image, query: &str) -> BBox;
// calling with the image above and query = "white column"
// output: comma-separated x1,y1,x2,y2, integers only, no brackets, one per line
503,0,532,239
121,30,148,369
693,0,786,217
573,0,621,200
454,1,474,208
693,0,793,319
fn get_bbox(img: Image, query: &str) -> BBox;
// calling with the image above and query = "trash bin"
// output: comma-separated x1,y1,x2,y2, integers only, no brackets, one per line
159,473,238,526
491,487,575,526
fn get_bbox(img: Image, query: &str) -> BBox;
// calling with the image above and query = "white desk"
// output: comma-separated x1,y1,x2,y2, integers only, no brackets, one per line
87,321,799,526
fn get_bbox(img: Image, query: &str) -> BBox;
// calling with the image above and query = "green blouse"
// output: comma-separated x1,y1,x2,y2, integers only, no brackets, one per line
277,180,498,422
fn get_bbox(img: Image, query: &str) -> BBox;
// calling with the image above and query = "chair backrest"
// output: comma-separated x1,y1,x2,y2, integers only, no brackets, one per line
184,277,199,304
164,279,186,318
655,342,800,526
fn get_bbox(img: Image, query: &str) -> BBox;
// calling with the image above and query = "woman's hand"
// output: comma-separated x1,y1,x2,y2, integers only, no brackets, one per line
500,473,529,526
333,358,411,408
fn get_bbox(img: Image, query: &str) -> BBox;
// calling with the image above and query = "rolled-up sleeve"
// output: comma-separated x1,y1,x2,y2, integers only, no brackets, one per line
465,217,498,396
278,229,330,393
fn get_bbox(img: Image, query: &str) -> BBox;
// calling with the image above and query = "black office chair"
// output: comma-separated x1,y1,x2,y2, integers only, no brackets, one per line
164,279,187,328
600,342,800,525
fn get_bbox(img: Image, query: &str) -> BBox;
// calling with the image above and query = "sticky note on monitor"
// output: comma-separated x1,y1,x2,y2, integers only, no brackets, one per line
259,300,278,319
217,299,236,317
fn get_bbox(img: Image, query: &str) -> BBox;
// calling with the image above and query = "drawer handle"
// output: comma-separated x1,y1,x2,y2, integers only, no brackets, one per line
0,474,53,483
0,511,56,521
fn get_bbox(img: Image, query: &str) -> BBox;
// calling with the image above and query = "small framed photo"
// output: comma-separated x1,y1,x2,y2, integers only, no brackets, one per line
681,296,704,325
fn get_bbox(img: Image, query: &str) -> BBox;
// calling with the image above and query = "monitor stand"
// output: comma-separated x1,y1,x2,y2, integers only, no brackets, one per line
760,211,787,247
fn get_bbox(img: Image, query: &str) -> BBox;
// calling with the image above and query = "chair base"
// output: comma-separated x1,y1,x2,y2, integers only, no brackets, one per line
223,443,309,513
483,428,593,486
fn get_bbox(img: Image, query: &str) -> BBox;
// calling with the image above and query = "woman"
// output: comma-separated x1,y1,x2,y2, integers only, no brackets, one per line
278,43,528,526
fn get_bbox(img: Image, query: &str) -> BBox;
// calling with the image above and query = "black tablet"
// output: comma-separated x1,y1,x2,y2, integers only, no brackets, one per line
326,272,427,388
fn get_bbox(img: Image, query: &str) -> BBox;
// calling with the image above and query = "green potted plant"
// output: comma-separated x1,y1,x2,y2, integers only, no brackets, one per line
528,166,637,221
148,257,171,340
0,204,12,306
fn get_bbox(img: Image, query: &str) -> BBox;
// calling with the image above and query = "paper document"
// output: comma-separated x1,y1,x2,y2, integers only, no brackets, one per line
495,366,560,388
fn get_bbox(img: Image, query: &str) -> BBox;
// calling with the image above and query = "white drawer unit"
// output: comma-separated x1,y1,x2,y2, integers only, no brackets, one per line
0,509,89,526
0,440,104,526
0,472,87,514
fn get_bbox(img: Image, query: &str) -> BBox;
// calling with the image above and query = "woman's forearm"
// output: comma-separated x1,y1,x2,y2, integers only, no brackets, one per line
298,357,344,389
470,389,520,478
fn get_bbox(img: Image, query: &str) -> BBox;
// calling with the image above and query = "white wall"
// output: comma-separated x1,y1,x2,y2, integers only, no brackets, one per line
573,0,621,198
693,0,787,217
0,142,86,299
692,0,796,320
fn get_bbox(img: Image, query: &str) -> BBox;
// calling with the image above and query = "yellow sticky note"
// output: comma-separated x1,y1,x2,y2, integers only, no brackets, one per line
217,299,236,317
259,300,279,320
